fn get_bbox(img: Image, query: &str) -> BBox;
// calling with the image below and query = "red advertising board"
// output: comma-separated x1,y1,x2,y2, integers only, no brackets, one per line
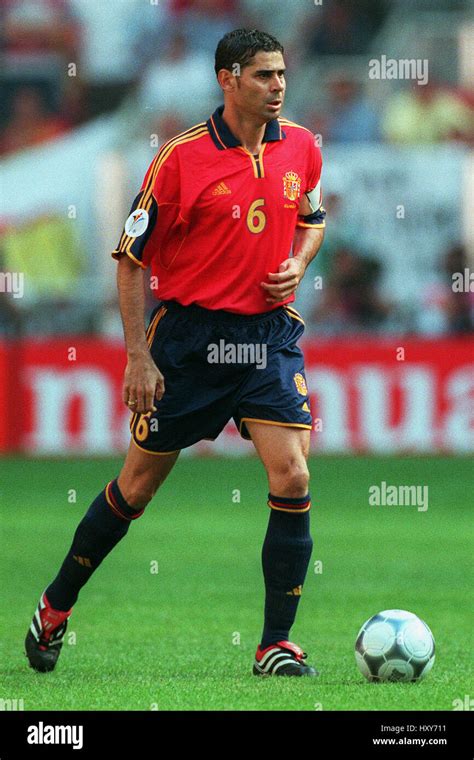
0,337,472,455
0,343,9,452
302,338,473,453
17,339,128,454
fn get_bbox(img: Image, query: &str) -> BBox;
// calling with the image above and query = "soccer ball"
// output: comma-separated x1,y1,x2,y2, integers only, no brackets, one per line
355,609,435,682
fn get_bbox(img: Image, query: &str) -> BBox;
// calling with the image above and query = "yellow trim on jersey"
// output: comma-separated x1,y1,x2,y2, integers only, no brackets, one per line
236,143,267,178
141,122,207,200
143,126,208,207
210,114,227,150
123,127,208,260
277,118,313,135
123,127,208,268
143,127,208,209
237,146,258,178
296,221,326,229
257,143,267,178
114,125,208,263
112,248,147,268
115,230,126,256
112,125,202,254
131,438,180,456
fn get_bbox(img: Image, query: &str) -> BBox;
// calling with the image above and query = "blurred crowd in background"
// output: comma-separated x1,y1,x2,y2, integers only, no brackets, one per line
0,0,473,337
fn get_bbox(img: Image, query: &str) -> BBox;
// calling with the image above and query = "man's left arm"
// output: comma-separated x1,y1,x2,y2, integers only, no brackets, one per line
261,195,326,305
293,224,325,273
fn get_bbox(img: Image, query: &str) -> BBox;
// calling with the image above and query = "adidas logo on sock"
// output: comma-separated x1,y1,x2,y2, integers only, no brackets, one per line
286,585,303,596
73,555,92,568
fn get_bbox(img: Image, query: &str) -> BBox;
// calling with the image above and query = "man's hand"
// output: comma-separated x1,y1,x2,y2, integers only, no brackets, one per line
123,350,165,415
260,258,305,305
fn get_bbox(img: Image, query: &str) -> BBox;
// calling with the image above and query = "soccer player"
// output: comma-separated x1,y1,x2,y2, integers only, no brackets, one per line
25,29,326,677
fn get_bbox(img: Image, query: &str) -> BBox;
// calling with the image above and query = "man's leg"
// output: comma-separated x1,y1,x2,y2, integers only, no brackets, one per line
245,422,314,659
45,441,180,610
25,441,179,671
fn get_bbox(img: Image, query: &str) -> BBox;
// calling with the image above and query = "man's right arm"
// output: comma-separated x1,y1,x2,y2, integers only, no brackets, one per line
112,146,181,414
117,256,164,415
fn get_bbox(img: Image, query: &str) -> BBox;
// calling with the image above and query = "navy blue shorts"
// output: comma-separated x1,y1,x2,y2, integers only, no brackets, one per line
129,300,313,454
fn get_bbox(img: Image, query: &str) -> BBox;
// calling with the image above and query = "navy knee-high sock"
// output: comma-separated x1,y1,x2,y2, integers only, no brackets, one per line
260,493,313,649
45,479,144,611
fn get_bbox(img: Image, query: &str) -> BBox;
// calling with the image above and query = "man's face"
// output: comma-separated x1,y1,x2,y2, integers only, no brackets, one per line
230,50,286,120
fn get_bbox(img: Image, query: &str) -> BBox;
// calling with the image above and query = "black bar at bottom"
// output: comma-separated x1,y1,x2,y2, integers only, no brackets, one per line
0,710,472,757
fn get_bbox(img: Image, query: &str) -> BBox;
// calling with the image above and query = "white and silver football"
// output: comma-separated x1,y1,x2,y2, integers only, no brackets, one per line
355,609,435,682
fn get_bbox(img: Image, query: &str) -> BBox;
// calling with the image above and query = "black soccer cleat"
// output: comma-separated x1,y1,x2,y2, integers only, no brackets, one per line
253,640,319,676
25,592,72,673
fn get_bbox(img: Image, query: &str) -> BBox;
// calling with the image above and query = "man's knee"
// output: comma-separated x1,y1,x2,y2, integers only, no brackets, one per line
117,445,179,511
268,459,310,497
118,473,160,510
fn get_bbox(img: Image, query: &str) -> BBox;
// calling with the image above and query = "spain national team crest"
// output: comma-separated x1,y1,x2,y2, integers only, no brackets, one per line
125,208,149,238
294,372,307,396
282,171,302,201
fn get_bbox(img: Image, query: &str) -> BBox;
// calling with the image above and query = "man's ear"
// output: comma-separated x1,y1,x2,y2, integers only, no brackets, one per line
217,69,235,94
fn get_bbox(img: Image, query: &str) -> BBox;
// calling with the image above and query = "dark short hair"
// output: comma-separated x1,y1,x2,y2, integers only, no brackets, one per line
214,29,284,79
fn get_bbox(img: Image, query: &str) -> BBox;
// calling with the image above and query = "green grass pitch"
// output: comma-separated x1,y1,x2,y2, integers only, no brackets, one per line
0,455,472,711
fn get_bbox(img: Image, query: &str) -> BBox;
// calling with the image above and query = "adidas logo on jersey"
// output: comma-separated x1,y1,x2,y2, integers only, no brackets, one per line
212,182,231,195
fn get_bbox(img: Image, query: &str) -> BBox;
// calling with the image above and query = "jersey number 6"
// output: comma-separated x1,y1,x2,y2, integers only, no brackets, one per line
246,198,266,234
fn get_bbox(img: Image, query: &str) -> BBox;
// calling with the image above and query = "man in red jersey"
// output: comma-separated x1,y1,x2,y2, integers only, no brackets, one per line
25,29,326,677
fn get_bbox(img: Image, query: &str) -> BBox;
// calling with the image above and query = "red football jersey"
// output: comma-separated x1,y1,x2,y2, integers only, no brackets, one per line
112,105,324,314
